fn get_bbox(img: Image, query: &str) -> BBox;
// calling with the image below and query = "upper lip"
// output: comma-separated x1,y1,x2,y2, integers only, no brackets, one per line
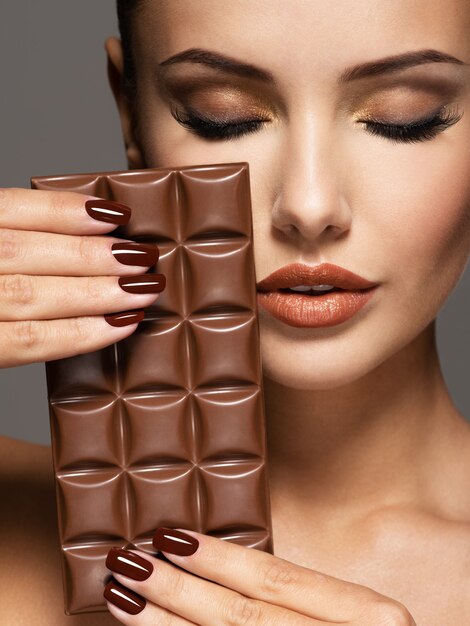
257,262,378,291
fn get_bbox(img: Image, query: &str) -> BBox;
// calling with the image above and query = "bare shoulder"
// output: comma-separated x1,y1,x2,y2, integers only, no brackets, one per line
359,503,470,624
357,419,470,624
368,415,470,566
0,436,116,626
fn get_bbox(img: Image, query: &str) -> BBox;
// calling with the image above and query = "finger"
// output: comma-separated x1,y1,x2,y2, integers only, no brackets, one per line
0,314,143,368
0,274,162,321
108,550,314,626
153,528,374,623
0,187,131,234
107,597,329,626
0,228,159,276
107,601,196,626
105,581,197,625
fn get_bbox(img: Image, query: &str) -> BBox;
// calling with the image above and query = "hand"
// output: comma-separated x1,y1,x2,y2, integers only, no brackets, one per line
104,527,416,625
0,187,164,368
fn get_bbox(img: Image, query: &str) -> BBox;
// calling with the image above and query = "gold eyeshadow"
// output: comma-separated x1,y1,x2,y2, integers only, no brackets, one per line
185,89,273,120
157,65,463,127
344,71,463,118
157,74,277,121
355,88,439,122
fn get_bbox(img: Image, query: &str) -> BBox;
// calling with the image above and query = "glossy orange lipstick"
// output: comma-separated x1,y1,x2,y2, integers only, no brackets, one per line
256,262,378,328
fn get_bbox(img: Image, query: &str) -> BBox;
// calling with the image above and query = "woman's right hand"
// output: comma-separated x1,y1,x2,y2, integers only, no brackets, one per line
0,187,166,368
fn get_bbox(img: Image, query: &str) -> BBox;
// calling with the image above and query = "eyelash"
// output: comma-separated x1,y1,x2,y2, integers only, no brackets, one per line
358,106,463,144
170,103,463,144
170,104,266,141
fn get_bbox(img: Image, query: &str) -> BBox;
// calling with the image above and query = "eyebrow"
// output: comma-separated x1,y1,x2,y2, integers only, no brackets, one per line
339,48,466,82
158,47,466,84
159,47,274,82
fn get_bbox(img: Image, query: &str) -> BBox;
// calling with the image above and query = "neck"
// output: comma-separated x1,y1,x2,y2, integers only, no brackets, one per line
264,321,466,520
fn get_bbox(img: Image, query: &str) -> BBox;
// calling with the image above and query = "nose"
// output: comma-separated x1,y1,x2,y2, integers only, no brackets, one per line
271,116,352,246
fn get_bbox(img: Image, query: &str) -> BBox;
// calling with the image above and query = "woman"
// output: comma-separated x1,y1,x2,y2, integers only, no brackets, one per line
1,0,470,623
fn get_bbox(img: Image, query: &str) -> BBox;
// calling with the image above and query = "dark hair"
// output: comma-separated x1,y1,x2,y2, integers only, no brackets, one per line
116,0,143,99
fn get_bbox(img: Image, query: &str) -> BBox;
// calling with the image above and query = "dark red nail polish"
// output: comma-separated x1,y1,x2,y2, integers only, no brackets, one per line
111,242,159,267
104,309,145,327
103,580,146,615
152,527,199,556
85,199,131,225
106,548,153,581
118,273,166,294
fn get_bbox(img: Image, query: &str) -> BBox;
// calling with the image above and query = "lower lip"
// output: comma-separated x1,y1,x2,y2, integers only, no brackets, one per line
257,287,377,328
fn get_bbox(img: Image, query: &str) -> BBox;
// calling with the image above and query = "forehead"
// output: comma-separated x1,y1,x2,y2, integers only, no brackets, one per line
135,0,470,76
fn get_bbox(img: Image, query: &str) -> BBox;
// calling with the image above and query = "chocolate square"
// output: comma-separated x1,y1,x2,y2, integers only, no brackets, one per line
31,162,273,615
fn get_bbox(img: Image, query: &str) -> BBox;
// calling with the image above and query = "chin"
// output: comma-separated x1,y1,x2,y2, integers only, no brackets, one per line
260,341,377,391
258,315,417,392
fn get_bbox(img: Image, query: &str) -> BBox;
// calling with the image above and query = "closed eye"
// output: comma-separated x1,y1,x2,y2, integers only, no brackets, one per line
170,104,268,141
170,103,463,144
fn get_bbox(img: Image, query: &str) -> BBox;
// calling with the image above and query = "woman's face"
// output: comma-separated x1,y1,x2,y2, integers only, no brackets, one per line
111,0,470,390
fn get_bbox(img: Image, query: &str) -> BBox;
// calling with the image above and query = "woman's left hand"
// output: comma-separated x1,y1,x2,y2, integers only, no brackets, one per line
104,526,416,625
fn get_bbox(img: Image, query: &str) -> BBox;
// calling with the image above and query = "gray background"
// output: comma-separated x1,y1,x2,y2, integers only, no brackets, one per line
1,1,469,446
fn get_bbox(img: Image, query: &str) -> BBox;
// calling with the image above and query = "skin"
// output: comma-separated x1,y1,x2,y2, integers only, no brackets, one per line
110,0,470,622
2,0,470,623
102,0,470,622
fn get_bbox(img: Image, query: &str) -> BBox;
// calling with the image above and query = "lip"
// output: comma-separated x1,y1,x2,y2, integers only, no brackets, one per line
257,262,377,291
256,262,378,328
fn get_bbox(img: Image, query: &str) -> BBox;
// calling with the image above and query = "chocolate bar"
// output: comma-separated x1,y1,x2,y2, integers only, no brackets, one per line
31,163,273,615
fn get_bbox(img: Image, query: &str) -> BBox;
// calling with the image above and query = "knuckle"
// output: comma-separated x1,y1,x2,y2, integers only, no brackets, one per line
169,567,186,600
259,559,300,596
85,276,104,301
68,316,89,343
222,594,263,626
15,319,43,350
0,188,37,223
192,537,226,573
205,540,228,571
368,599,416,626
0,228,21,262
0,274,35,307
158,567,186,605
47,191,69,220
78,235,106,265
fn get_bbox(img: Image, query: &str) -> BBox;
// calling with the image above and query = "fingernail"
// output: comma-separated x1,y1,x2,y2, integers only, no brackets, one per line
106,547,153,581
118,273,166,294
111,242,159,267
152,527,199,556
85,199,131,225
104,309,145,327
103,580,146,615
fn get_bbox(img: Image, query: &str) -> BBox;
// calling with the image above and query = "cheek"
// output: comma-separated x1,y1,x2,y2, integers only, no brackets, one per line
136,98,254,168
360,138,470,316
